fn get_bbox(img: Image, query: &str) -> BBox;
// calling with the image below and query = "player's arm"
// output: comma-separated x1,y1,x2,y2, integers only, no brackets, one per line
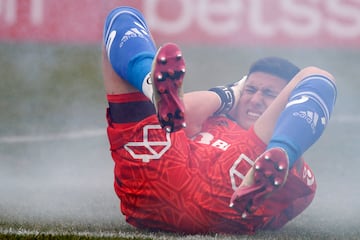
183,76,246,137
183,90,222,137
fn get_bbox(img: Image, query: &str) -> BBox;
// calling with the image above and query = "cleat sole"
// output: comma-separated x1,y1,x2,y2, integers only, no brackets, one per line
229,148,289,217
152,43,187,132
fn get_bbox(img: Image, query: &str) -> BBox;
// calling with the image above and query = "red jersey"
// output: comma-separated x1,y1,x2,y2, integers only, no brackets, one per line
106,92,316,234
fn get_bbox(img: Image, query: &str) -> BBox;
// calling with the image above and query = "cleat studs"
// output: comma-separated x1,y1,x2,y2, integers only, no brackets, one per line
181,68,186,73
157,74,163,80
255,164,261,170
159,56,167,64
264,170,272,177
273,178,282,186
176,53,182,60
168,69,175,75
165,127,172,133
249,206,257,213
158,87,165,93
182,122,187,128
241,212,248,219
264,155,271,160
277,165,285,171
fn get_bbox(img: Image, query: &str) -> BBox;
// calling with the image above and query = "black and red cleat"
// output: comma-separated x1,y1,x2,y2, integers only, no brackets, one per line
229,148,289,218
152,43,186,133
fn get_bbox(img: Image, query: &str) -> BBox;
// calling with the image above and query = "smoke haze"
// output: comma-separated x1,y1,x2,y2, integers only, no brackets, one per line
1,44,360,238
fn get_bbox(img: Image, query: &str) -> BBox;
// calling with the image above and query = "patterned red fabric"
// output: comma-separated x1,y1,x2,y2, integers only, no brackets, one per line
106,92,316,234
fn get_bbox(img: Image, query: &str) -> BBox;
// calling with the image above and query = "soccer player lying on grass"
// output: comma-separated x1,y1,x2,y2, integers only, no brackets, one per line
102,6,337,234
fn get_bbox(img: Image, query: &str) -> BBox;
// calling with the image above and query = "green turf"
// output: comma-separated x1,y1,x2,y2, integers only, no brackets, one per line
0,233,151,240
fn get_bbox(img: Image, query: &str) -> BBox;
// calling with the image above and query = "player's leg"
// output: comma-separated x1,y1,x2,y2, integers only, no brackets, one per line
152,42,245,134
254,67,336,176
230,67,337,216
102,6,243,134
102,7,157,127
103,6,189,132
103,6,156,97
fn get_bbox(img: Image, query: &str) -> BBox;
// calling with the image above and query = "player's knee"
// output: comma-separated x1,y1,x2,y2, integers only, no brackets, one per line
103,6,146,46
301,66,335,83
103,7,125,42
292,73,337,121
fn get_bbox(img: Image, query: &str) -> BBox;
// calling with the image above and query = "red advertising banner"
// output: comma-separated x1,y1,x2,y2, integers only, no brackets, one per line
0,0,359,47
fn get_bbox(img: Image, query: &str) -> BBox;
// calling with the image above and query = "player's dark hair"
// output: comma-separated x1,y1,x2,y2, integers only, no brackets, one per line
248,57,300,82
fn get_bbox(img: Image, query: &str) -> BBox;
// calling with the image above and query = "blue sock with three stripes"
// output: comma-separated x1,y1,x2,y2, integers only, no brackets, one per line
267,75,337,168
103,7,156,92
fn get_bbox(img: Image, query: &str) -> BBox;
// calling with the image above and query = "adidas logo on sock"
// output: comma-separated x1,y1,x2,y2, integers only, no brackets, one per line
120,22,150,48
293,111,323,134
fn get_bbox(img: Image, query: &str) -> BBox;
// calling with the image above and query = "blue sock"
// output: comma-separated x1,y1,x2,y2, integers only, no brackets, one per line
267,75,337,168
127,52,154,91
103,7,156,92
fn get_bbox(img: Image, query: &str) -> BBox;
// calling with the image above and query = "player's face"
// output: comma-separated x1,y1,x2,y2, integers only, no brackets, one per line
234,72,288,129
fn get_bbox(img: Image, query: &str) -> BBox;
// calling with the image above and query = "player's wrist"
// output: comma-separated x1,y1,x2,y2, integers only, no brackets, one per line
208,86,235,115
209,76,247,116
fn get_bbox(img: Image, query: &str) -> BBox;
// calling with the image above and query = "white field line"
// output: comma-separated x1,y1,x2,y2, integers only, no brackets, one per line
0,128,106,144
0,227,161,239
0,115,358,144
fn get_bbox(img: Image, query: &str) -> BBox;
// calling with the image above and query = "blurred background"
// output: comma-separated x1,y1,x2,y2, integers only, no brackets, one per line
0,0,360,238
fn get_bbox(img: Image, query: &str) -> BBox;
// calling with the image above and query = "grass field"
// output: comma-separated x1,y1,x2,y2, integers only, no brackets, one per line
1,42,360,239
